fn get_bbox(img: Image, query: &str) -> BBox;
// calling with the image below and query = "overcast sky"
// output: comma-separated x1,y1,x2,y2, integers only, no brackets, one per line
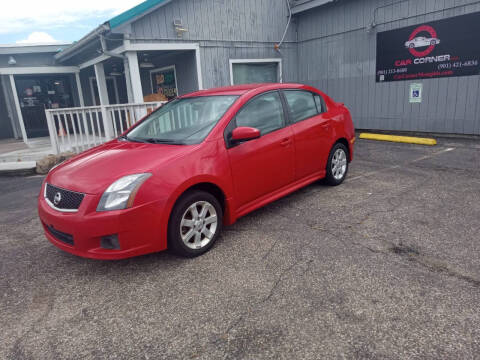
0,0,145,45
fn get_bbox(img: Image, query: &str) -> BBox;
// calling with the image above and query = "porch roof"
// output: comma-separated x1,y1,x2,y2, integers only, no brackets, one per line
55,0,173,63
109,0,171,29
0,43,71,55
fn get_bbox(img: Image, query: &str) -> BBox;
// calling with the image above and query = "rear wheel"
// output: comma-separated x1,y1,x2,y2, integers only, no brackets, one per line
325,143,349,186
168,190,222,257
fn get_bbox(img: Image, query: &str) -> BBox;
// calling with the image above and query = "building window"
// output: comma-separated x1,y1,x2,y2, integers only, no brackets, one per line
230,59,282,85
283,90,319,123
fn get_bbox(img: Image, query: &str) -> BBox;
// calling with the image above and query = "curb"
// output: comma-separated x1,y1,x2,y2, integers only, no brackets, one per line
0,152,76,177
0,161,37,177
359,133,437,146
356,129,480,141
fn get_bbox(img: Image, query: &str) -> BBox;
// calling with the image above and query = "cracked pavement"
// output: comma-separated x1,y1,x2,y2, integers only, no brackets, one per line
1,137,480,359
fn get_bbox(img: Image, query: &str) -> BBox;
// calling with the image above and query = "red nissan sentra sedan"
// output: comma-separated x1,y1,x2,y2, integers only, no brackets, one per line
38,83,355,259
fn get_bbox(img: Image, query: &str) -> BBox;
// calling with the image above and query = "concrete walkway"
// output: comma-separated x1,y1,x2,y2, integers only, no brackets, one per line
0,138,54,163
0,138,55,175
0,135,105,175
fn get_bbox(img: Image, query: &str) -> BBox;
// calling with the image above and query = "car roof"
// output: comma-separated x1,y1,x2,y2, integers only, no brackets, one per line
182,83,308,97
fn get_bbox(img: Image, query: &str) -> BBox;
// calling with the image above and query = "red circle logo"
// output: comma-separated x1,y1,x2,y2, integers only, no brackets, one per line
406,25,438,57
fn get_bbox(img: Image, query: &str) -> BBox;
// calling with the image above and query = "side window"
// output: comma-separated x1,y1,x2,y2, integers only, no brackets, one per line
236,92,285,135
284,90,318,123
314,94,327,113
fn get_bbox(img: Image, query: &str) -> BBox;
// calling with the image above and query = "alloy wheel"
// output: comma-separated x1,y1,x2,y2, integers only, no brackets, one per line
180,201,218,250
331,148,347,180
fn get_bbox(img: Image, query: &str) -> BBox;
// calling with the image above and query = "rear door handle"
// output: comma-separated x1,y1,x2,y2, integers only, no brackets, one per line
280,138,292,147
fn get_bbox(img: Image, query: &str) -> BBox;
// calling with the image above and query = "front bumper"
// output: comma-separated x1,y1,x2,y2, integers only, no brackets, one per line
38,186,166,260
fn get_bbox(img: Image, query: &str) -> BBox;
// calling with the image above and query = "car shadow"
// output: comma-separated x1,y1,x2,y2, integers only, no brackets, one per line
45,180,330,272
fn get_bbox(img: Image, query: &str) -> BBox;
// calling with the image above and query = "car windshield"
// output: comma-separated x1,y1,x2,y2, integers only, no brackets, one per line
125,95,238,145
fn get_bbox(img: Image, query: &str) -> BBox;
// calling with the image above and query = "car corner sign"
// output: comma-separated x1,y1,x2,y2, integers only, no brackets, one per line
376,12,480,82
404,25,440,58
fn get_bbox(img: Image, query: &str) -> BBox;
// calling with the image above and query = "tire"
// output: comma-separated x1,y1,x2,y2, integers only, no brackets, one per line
324,142,349,186
168,190,223,257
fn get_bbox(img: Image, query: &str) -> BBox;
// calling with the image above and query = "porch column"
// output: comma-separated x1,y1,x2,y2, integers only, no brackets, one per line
75,72,85,107
123,57,134,104
94,63,114,139
125,51,144,103
93,63,110,106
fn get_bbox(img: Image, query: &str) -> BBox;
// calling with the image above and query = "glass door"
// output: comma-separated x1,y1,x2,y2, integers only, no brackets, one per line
15,75,74,138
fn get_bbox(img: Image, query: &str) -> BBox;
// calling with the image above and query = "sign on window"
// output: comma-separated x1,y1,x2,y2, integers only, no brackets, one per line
151,68,177,101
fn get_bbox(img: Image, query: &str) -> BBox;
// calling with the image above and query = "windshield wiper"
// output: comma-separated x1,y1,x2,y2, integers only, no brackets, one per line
121,135,185,145
142,138,185,145
119,135,150,143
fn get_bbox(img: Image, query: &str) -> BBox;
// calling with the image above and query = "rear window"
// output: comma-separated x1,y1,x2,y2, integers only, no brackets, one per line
284,90,318,123
314,94,327,113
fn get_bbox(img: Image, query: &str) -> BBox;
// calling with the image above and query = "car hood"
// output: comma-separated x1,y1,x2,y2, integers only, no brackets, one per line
47,140,198,194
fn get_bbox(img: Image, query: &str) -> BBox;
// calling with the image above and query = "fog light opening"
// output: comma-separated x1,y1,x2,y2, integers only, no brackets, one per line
100,235,120,250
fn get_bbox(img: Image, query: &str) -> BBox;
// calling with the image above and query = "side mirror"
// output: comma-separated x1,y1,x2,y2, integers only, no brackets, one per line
231,127,261,142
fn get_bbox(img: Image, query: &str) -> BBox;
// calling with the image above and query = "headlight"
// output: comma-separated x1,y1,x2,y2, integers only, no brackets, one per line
97,173,152,211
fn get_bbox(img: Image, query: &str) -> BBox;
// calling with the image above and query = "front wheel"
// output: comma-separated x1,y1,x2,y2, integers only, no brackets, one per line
168,190,223,257
324,143,349,186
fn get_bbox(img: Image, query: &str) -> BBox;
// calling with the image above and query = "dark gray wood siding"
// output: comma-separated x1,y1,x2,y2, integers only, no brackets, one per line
0,76,15,139
130,0,298,90
0,75,21,139
296,0,480,135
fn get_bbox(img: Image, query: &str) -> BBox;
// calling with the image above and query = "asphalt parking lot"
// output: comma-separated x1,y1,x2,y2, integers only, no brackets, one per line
1,137,480,359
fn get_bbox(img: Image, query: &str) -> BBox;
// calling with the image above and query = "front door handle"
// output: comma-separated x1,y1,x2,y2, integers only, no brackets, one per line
280,138,292,147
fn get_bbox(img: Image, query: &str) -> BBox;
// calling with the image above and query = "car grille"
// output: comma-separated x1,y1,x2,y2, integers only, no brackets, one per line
45,223,74,246
45,183,85,211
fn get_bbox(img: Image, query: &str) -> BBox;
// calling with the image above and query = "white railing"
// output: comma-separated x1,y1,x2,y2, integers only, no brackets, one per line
45,102,165,154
